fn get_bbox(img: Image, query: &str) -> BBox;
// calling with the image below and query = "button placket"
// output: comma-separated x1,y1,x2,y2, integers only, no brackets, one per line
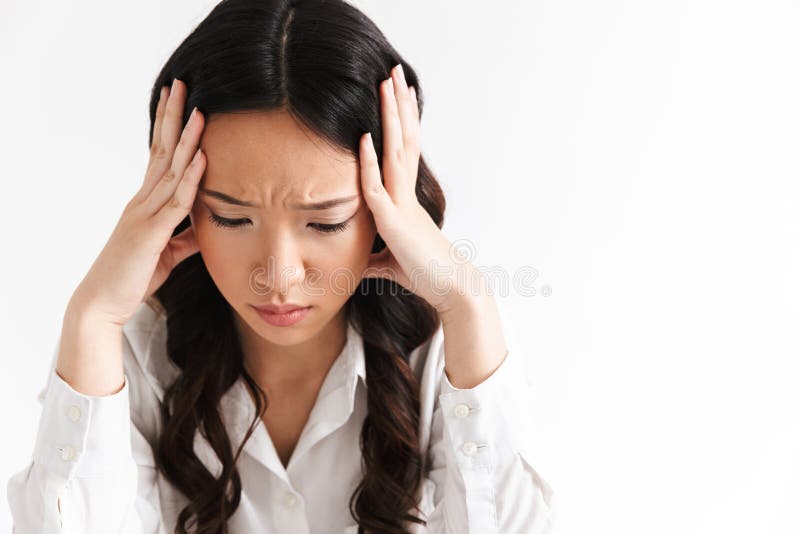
452,403,475,418
460,440,488,457
282,491,298,508
67,405,81,422
58,444,77,462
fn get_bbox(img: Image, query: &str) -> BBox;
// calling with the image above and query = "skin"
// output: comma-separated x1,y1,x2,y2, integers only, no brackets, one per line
188,109,378,397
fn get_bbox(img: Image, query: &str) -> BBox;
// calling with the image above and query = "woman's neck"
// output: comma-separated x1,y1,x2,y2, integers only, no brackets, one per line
235,307,349,397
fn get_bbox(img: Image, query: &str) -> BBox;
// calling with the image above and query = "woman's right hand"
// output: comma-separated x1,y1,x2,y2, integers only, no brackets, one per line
72,78,206,328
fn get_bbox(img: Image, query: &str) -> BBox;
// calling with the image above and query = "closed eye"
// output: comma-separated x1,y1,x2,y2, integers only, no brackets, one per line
207,213,351,234
309,221,350,233
207,213,251,228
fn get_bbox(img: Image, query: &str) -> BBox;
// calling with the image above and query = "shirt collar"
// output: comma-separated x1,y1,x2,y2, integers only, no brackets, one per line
214,318,366,415
347,320,367,384
133,301,366,402
217,320,367,481
130,300,369,481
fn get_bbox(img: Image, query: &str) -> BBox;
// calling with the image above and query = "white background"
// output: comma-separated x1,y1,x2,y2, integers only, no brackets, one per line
2,1,799,533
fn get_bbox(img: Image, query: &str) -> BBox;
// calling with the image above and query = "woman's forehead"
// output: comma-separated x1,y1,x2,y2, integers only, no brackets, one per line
201,110,350,161
199,111,359,203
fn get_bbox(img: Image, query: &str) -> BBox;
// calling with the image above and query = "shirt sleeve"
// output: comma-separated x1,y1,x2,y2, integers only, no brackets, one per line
420,342,557,534
6,334,165,534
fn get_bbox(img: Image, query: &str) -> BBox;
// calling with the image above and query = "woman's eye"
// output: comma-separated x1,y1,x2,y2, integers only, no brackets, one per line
207,213,349,234
207,213,251,228
309,221,350,234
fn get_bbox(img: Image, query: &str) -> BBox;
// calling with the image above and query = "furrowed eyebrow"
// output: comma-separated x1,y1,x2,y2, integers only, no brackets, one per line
199,189,259,207
292,194,359,210
199,188,359,210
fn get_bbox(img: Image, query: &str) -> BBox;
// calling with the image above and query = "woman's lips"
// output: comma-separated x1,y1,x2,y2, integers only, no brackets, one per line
251,304,312,327
253,303,309,314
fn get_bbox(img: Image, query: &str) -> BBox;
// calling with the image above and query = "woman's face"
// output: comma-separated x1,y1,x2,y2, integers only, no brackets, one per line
189,110,377,346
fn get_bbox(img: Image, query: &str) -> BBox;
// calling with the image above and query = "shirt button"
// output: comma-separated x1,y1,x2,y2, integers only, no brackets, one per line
460,441,478,456
453,403,470,418
67,405,81,422
282,491,297,508
59,444,77,462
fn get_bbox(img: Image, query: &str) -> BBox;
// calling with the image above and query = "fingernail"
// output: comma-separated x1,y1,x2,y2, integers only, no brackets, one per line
160,86,168,101
172,78,179,92
189,106,197,123
192,147,202,165
387,77,394,91
395,63,406,85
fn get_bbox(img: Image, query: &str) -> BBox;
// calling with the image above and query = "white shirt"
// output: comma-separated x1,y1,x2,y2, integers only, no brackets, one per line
7,300,555,533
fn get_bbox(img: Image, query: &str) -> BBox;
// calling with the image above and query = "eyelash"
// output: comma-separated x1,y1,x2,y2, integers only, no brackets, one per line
206,213,350,234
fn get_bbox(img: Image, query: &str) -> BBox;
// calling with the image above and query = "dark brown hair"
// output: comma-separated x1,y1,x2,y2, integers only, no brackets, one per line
148,0,447,532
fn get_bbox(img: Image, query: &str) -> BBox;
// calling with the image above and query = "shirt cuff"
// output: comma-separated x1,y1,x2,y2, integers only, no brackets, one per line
31,367,134,480
437,348,535,473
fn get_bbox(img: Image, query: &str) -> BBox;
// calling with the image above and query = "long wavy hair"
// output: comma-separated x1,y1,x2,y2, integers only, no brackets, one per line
147,1,446,532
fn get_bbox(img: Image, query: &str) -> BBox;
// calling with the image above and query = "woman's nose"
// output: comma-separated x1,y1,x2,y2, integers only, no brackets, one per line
249,238,306,297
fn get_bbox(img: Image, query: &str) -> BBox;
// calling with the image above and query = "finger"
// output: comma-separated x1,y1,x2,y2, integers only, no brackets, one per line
390,65,420,188
138,85,170,200
380,76,409,200
146,78,186,190
144,105,204,213
160,78,186,160
154,147,205,228
360,132,395,224
150,86,170,155
407,85,421,187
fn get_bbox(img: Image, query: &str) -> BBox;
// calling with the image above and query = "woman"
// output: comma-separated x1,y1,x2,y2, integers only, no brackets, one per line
7,0,554,532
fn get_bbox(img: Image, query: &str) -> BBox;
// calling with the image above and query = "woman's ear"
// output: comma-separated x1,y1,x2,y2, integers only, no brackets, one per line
363,246,394,281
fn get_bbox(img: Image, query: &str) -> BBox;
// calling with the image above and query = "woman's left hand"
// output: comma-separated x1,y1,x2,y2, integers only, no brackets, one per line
359,64,472,315
360,64,510,389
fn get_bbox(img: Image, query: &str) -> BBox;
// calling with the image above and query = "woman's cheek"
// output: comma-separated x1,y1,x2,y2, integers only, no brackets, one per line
319,242,369,295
